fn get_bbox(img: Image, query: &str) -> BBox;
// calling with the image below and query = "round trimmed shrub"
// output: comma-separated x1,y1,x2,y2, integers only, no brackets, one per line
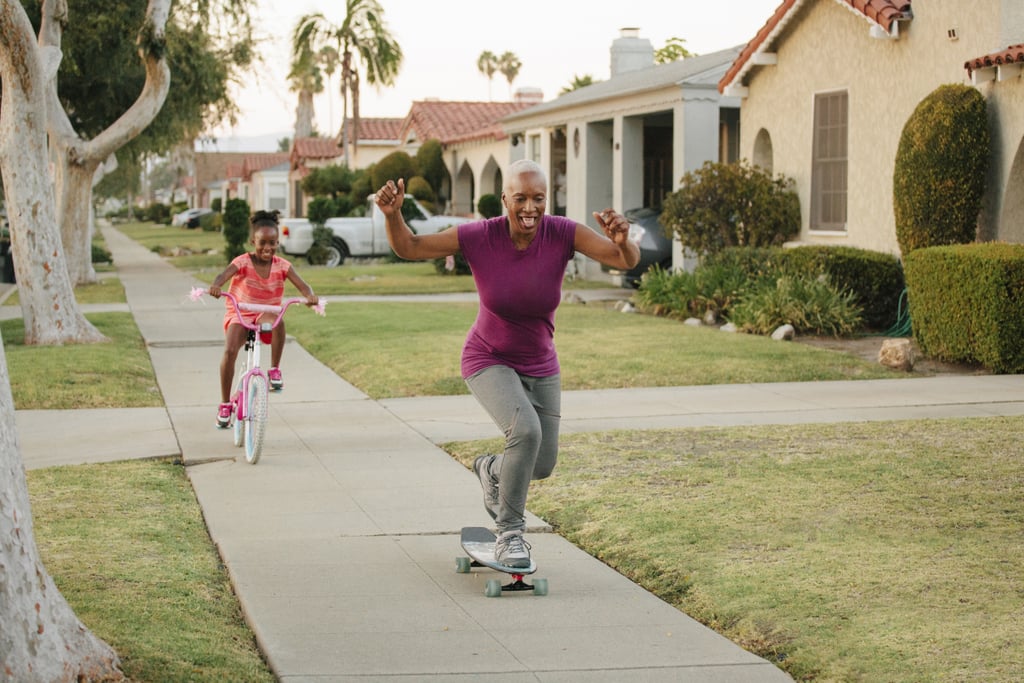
478,193,502,218
893,84,990,256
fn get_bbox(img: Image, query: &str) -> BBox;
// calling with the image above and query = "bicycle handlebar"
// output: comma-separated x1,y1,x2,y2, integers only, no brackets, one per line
189,286,326,330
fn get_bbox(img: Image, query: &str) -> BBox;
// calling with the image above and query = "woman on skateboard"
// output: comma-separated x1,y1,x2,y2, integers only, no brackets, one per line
375,159,639,568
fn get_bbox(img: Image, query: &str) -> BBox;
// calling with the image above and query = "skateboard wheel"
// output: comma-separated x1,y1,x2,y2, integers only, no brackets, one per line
485,579,502,598
533,578,548,596
455,557,471,573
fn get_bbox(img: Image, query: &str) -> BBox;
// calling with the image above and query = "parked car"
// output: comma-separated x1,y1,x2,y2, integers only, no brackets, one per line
280,195,471,267
279,217,314,257
619,207,674,287
172,207,213,228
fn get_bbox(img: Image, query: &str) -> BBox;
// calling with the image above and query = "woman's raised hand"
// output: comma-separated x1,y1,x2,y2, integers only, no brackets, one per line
375,179,405,217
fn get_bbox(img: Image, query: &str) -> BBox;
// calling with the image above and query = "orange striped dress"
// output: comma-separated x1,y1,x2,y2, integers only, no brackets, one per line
223,253,292,330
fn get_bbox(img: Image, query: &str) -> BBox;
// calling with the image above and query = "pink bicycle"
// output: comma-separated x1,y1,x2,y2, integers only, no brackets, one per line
191,287,325,464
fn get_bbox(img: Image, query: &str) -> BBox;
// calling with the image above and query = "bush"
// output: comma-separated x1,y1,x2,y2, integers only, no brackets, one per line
144,202,171,225
415,139,446,197
198,211,221,232
477,193,502,218
370,151,417,191
407,176,436,214
779,246,905,331
634,263,747,321
661,160,800,256
211,198,222,213
307,197,337,226
893,84,990,256
728,275,863,337
306,225,335,266
91,242,112,264
704,245,904,330
904,243,1024,372
222,198,250,262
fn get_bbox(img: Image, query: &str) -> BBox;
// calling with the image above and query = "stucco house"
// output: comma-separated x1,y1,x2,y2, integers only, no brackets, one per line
499,29,744,277
241,153,290,215
289,100,538,218
717,0,1024,255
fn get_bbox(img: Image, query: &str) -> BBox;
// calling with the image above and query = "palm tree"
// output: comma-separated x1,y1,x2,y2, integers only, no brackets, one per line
287,42,324,139
293,0,402,165
318,46,340,132
560,74,596,95
498,51,521,99
477,50,498,101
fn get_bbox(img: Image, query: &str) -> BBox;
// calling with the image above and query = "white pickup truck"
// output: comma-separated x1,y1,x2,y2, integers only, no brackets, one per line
279,196,472,267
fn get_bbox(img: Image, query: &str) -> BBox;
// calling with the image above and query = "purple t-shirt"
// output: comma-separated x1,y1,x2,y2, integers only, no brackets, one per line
458,215,577,378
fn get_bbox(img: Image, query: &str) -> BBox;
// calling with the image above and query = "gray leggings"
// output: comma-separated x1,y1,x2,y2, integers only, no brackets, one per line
465,365,561,533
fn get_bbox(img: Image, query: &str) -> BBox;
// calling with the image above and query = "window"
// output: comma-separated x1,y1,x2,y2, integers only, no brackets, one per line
267,181,287,212
810,91,848,231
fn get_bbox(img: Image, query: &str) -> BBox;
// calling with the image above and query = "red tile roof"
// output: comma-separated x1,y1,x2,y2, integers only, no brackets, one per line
291,136,341,160
344,117,404,141
719,0,913,93
398,101,537,145
242,153,289,180
965,44,1024,74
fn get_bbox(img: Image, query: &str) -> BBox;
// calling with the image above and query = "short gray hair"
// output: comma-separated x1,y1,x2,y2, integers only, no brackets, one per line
505,159,546,191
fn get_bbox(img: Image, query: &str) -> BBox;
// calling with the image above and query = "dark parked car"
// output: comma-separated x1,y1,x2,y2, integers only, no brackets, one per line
619,207,673,287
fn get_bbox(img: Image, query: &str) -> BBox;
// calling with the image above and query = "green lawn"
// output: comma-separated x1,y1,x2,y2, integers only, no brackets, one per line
12,226,1020,681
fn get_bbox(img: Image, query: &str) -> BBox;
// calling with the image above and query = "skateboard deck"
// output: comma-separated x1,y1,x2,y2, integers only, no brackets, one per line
457,526,546,596
460,526,537,574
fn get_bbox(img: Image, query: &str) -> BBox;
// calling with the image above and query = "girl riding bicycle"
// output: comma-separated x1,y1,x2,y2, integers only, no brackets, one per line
208,209,318,428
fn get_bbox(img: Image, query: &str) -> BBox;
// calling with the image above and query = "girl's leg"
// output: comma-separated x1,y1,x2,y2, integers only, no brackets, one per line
269,316,285,369
220,324,247,402
466,366,561,533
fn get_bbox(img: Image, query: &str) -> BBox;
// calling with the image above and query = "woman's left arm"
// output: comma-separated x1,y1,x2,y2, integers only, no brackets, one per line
573,210,641,270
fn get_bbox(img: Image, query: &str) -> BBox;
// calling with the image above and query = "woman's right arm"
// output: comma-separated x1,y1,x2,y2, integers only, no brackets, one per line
377,179,461,261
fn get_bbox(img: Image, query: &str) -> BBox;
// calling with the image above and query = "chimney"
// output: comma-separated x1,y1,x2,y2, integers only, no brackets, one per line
610,27,654,77
514,87,544,104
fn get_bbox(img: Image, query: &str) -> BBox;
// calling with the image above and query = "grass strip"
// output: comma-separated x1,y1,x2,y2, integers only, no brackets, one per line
27,459,275,683
446,417,1024,682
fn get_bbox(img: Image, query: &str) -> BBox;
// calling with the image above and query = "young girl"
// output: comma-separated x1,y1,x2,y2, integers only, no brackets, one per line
207,210,318,428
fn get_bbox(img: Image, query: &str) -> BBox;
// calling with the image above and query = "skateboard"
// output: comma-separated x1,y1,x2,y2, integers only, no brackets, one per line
456,526,548,597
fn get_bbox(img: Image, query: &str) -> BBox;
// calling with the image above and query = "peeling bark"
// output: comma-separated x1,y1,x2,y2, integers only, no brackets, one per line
0,338,122,680
0,0,104,345
41,0,171,286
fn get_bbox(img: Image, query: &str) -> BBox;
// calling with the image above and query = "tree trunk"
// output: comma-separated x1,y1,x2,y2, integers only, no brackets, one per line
0,342,123,679
0,1,106,345
294,89,315,138
55,158,101,286
41,0,171,287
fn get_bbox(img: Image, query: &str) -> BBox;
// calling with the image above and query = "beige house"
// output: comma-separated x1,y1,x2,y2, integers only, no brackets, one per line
500,29,743,277
718,0,1024,255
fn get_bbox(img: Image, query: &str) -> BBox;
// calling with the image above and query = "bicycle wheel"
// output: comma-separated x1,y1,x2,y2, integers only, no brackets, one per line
244,373,268,464
231,386,244,448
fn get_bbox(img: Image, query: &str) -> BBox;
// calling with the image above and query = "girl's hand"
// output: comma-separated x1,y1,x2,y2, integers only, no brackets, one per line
593,209,630,246
208,284,222,298
304,294,319,306
375,179,405,217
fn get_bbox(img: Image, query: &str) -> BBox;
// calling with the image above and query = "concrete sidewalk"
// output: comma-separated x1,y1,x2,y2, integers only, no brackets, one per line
13,225,1023,681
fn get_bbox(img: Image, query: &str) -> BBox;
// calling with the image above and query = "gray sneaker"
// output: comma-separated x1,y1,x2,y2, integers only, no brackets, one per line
494,530,532,569
473,454,500,520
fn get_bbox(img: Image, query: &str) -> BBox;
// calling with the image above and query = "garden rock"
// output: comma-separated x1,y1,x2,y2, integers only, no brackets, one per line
720,322,738,333
703,309,717,325
878,338,916,371
684,317,702,327
772,324,795,341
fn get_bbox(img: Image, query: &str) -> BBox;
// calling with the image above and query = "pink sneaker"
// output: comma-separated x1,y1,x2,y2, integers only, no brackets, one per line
268,367,283,391
216,402,232,429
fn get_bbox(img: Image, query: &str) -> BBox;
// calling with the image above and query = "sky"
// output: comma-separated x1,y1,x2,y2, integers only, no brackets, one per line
203,0,783,152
